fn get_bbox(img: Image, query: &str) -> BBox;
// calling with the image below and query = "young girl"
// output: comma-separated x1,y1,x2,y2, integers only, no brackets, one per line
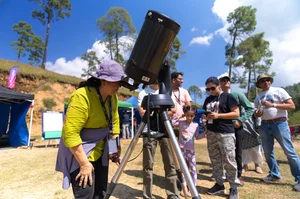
178,106,205,197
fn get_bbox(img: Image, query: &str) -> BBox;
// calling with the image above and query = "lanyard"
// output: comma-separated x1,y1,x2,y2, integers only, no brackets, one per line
96,88,112,130
173,88,181,104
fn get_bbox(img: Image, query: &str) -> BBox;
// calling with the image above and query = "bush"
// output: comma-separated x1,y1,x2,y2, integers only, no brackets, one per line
40,84,52,91
43,98,57,110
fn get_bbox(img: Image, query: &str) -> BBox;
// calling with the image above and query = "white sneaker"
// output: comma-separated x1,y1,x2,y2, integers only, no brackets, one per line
294,181,300,191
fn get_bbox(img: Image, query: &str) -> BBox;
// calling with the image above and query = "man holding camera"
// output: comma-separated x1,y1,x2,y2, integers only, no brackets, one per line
138,82,179,199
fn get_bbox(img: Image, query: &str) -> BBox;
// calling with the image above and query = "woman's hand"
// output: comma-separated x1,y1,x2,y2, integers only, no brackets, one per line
207,112,219,119
234,120,242,128
75,162,94,188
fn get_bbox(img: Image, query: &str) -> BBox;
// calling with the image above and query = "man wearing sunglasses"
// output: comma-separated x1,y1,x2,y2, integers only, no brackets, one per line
203,77,240,199
219,75,255,185
254,74,300,191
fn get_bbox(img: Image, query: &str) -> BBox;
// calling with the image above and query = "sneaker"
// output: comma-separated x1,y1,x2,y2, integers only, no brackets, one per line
294,181,300,191
228,188,238,199
260,175,281,183
207,183,226,195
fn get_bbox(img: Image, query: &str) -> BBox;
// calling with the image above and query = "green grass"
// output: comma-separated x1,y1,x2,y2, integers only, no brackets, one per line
289,110,300,126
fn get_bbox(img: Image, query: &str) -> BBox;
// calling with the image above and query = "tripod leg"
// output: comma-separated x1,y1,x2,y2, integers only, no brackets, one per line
104,122,146,199
161,111,201,199
168,139,188,199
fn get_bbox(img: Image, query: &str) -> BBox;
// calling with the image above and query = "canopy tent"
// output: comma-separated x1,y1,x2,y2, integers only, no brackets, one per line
0,86,34,147
118,101,133,108
124,96,138,108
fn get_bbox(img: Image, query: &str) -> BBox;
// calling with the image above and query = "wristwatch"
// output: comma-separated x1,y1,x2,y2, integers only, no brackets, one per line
273,103,277,108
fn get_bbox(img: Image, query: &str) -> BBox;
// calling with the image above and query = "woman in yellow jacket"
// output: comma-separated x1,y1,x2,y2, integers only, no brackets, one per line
56,60,124,199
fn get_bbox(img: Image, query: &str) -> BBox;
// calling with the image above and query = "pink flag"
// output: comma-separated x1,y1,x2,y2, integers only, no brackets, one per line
7,66,18,89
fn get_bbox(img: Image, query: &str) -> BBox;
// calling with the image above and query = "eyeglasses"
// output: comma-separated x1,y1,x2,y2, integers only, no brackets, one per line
258,79,271,84
205,87,216,92
176,78,183,81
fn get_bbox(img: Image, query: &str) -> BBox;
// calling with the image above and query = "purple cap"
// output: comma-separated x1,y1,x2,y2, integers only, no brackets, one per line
90,60,125,82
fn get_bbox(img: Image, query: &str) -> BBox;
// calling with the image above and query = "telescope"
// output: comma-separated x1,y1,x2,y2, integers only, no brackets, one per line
106,10,201,199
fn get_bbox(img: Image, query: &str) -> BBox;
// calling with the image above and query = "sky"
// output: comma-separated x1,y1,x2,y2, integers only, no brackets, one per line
0,0,300,104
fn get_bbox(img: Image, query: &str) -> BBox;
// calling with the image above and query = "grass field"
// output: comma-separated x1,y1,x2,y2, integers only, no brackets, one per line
0,139,300,199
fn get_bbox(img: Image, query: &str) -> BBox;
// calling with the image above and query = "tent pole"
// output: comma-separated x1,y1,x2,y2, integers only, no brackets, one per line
28,100,34,146
131,107,134,138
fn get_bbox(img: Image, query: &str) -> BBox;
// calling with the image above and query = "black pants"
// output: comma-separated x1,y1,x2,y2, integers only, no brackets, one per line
235,127,244,178
70,157,109,199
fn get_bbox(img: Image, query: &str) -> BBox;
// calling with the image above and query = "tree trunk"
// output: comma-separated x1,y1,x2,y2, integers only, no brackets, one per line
115,33,119,62
253,65,258,98
109,39,113,59
229,29,238,79
247,69,251,99
42,20,50,69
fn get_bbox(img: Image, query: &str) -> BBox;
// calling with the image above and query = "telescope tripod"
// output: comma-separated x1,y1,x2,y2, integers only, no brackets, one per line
104,95,201,199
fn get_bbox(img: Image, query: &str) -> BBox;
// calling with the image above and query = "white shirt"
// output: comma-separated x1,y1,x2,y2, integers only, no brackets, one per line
138,86,159,106
254,87,291,120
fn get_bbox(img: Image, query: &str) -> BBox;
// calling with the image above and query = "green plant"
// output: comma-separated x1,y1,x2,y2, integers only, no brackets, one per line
40,84,52,91
43,98,56,110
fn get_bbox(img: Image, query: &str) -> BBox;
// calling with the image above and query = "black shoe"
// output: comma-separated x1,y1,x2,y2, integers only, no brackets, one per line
228,188,238,199
207,183,226,195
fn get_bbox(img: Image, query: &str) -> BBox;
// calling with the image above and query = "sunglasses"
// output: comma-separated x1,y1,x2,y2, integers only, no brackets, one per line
205,87,216,92
258,79,271,84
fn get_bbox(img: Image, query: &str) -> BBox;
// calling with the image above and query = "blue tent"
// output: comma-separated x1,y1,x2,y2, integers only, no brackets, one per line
0,86,34,147
124,96,138,108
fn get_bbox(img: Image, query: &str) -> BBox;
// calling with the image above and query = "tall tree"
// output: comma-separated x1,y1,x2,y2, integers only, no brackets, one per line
97,7,136,65
81,51,101,79
235,32,274,98
28,36,45,66
226,6,257,78
29,0,72,69
167,37,186,71
10,21,34,62
188,85,202,104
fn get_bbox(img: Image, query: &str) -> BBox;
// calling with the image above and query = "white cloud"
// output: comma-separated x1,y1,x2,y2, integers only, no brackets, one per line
202,30,207,35
212,0,300,87
46,36,135,78
189,34,214,46
191,27,198,32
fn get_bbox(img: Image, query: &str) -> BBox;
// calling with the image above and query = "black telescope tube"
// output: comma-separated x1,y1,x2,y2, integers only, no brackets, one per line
125,10,180,85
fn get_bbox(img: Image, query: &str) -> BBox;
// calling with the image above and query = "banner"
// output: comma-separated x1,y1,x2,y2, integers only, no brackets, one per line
7,66,18,89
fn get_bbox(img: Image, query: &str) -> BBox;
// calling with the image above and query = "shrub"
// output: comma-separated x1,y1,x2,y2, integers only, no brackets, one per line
40,84,52,91
43,98,57,110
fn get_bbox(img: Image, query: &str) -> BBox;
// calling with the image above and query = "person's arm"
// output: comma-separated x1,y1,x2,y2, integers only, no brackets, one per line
208,106,239,119
236,93,254,122
207,94,240,120
261,88,295,110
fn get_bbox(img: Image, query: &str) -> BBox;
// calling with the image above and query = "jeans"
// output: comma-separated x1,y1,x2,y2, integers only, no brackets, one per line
260,120,300,181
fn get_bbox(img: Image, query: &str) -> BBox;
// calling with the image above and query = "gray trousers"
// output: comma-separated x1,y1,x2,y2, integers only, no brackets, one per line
143,137,178,199
207,130,240,188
